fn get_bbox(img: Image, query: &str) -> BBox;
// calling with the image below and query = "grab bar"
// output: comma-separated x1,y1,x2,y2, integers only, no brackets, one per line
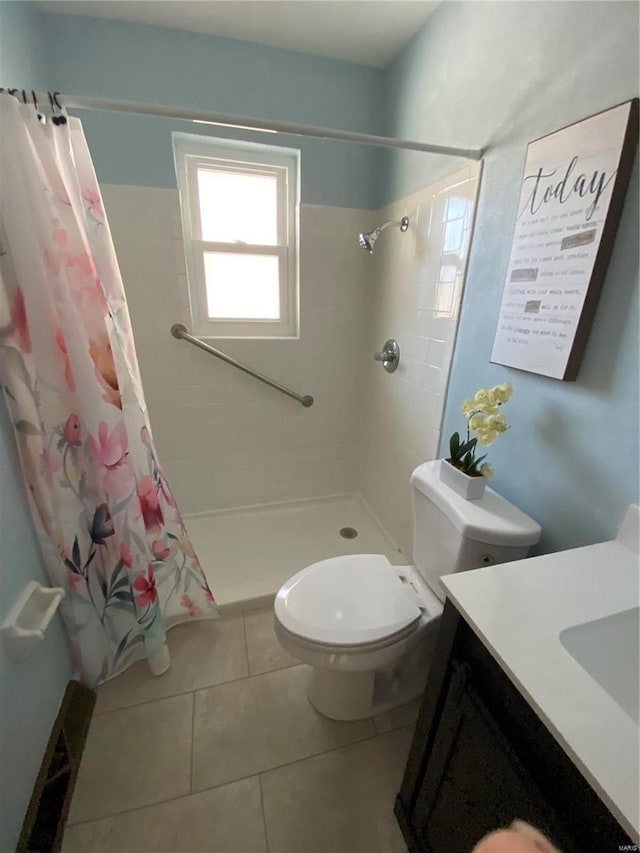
170,324,314,408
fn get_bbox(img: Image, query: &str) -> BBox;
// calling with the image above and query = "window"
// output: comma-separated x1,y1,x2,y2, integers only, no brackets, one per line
173,133,300,338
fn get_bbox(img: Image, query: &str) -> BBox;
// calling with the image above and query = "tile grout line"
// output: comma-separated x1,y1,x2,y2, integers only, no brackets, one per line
66,724,416,829
257,774,271,853
93,608,300,718
93,660,299,717
189,689,196,795
241,608,251,675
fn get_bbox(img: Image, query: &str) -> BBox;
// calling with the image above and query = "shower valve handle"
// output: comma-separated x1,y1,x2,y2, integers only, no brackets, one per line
374,339,400,373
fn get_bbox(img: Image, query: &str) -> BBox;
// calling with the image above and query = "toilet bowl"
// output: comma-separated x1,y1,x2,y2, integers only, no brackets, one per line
275,554,443,719
275,460,541,721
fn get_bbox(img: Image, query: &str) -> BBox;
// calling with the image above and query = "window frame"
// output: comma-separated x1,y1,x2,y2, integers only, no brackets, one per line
173,133,300,339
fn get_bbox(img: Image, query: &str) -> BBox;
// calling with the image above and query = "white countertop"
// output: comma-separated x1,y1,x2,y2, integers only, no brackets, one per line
441,529,640,842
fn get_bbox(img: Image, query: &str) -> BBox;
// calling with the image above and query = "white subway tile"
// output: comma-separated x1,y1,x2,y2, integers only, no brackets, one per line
103,173,480,518
422,365,445,396
426,339,448,369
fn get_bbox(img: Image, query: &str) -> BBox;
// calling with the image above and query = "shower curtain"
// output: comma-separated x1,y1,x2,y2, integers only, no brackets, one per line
0,94,218,686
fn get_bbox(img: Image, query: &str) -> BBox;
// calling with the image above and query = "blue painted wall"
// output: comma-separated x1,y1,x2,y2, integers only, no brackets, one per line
40,12,386,207
0,0,48,92
0,4,71,850
385,1,639,552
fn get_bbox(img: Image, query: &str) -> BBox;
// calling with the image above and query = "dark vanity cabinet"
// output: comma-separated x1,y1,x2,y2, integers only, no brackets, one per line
395,601,635,853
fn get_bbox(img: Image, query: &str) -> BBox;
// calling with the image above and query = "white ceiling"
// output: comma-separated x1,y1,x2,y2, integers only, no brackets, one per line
37,1,439,68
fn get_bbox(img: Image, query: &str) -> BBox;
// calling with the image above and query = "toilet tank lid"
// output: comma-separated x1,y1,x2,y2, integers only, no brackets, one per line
411,461,542,547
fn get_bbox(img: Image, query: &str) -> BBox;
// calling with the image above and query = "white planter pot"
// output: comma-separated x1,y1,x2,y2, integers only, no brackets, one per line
439,459,486,501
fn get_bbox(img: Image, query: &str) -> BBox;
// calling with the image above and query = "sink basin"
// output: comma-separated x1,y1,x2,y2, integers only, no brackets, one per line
560,607,639,724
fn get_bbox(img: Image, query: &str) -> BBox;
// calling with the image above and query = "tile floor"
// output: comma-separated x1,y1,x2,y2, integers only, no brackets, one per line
63,607,419,853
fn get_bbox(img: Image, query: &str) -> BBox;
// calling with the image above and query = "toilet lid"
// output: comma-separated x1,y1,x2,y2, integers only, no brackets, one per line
275,554,422,646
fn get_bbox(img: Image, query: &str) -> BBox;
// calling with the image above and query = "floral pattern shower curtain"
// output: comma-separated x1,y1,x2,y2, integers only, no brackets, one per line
0,95,218,686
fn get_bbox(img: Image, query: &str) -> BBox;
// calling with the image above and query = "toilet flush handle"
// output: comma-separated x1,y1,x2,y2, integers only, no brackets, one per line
374,339,400,373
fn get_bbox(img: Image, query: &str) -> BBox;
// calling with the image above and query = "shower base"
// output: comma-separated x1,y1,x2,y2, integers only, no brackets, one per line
185,493,406,612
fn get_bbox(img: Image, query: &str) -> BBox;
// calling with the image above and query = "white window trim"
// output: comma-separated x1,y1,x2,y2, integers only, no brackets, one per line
173,133,300,339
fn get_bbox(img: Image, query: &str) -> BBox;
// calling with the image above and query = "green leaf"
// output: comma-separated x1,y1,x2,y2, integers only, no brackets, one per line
72,537,81,570
112,589,134,603
64,557,80,574
116,633,143,665
109,559,125,592
96,571,108,601
15,419,41,436
90,503,114,544
110,579,131,598
462,450,475,470
458,439,475,458
114,629,133,662
449,432,460,458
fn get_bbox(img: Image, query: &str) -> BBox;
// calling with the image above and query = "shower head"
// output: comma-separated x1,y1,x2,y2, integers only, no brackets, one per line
358,216,409,254
358,232,375,252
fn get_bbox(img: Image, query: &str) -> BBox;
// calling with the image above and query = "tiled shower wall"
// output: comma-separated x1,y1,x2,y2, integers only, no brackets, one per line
358,164,482,556
103,164,480,529
103,185,373,513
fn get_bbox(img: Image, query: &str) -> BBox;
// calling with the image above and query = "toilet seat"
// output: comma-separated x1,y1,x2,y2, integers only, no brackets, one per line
274,554,422,646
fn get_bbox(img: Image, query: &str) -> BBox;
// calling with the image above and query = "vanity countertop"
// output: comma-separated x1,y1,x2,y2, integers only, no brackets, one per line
441,529,640,842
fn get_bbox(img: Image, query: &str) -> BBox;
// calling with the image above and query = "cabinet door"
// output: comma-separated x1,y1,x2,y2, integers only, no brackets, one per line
414,665,578,853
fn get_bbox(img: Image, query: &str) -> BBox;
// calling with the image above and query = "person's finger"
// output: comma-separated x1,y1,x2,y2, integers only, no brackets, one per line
472,828,558,853
510,820,560,852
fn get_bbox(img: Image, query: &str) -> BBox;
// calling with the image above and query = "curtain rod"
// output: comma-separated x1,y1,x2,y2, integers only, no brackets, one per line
26,91,483,160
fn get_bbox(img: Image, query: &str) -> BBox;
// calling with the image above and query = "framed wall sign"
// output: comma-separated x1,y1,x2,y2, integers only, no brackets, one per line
490,99,638,380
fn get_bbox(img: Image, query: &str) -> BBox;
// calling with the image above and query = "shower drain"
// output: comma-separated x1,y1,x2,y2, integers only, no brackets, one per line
339,527,358,540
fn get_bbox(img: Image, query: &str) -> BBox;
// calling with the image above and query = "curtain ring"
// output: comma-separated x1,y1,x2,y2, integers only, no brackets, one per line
48,91,59,125
21,89,28,104
53,91,67,125
49,91,64,126
32,90,45,124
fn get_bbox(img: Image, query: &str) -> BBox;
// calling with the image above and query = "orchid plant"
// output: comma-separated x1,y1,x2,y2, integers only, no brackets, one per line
447,382,513,478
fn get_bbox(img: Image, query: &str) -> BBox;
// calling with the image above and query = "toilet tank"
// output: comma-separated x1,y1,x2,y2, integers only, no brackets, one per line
410,461,542,601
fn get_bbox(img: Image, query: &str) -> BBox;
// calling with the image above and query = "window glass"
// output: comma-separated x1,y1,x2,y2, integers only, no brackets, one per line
198,168,278,245
172,132,299,338
203,252,281,320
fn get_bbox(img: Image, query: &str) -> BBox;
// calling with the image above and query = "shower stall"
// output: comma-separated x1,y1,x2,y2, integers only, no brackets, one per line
92,105,482,610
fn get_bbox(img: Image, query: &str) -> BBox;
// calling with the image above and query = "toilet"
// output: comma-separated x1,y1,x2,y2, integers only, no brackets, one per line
274,460,541,720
